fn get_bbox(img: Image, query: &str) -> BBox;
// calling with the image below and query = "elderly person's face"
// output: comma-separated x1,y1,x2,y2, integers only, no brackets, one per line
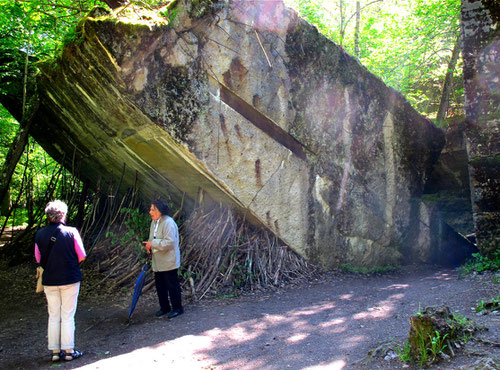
149,204,162,221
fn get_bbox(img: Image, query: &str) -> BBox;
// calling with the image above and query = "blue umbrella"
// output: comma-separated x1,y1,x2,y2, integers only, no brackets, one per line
128,264,149,319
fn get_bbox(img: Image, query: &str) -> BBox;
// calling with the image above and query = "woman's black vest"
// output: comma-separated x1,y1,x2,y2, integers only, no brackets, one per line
35,223,82,286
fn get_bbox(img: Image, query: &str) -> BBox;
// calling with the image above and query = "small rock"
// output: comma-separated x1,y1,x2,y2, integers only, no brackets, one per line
440,353,451,361
384,351,398,361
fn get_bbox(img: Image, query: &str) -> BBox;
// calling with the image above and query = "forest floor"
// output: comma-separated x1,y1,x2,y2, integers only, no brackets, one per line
0,262,499,370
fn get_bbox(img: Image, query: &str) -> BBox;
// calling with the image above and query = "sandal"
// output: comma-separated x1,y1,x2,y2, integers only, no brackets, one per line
51,352,61,362
64,350,83,361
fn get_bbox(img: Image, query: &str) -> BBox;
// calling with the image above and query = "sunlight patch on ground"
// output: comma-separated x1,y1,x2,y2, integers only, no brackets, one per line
318,317,346,329
76,335,216,369
286,333,309,343
380,284,409,290
339,293,353,300
339,335,367,350
75,300,367,369
291,301,337,316
421,271,454,282
224,325,262,341
433,272,453,281
353,293,404,319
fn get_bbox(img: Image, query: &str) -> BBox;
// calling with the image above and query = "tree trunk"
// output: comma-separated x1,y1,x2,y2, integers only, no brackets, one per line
0,191,10,217
76,182,89,229
436,34,461,125
27,174,35,227
354,1,360,57
0,114,34,211
0,15,35,221
339,0,344,47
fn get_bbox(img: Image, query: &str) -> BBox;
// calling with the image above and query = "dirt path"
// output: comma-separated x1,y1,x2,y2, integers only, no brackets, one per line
0,264,498,369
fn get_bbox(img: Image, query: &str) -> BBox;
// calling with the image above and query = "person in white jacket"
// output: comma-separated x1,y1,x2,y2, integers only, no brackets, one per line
143,199,183,319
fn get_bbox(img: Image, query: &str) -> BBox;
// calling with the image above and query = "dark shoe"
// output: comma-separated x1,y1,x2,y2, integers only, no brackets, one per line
167,309,184,319
64,350,83,361
51,351,61,362
155,309,170,317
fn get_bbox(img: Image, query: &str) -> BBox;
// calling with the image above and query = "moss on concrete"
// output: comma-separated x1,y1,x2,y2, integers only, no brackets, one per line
189,0,222,19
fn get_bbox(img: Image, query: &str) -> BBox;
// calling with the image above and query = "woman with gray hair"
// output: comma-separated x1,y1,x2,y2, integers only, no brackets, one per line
35,200,86,362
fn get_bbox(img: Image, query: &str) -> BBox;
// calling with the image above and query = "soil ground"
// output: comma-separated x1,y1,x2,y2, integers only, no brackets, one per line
0,263,498,370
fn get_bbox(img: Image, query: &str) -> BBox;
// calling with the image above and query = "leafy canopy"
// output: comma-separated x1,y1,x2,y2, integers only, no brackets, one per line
285,0,463,121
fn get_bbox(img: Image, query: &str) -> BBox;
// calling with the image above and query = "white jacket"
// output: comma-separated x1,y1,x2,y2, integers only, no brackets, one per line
148,215,180,272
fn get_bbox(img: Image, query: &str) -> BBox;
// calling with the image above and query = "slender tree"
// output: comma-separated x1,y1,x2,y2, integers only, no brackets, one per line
436,34,461,125
354,0,360,57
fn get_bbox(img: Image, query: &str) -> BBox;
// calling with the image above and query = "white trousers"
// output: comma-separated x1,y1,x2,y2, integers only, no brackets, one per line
44,282,80,351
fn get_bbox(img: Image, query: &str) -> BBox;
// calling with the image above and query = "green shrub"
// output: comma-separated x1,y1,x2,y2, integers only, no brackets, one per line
476,296,500,313
462,250,500,274
395,341,411,363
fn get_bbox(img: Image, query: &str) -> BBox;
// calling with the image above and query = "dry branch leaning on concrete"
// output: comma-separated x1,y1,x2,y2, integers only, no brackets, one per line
86,202,318,299
180,204,318,299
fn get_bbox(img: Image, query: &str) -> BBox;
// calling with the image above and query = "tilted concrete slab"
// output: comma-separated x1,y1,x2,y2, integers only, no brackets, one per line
31,0,444,268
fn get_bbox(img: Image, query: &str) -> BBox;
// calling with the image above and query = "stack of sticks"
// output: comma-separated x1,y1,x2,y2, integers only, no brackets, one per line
86,203,318,300
180,204,318,299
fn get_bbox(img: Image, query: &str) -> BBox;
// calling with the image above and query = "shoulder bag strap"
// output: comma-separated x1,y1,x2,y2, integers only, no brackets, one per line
40,226,61,268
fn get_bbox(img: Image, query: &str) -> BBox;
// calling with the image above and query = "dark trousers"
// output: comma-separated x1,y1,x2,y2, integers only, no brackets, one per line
155,269,182,312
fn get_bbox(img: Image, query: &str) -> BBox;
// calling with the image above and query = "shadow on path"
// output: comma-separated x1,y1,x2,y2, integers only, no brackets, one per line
0,265,497,370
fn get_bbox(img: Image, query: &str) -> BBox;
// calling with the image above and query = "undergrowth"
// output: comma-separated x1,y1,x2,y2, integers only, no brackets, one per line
476,296,500,313
461,250,500,275
395,308,475,367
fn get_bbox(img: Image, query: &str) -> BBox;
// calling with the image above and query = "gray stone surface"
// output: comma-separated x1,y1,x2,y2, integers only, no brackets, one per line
30,0,445,268
461,0,500,255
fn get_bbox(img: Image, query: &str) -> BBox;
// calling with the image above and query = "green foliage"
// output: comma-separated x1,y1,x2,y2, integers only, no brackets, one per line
178,265,200,281
395,311,473,365
232,259,255,289
285,0,463,122
121,207,150,240
159,2,181,29
0,105,86,228
410,328,448,366
0,0,110,229
462,251,500,274
428,330,448,363
448,312,475,346
189,0,218,18
121,207,151,263
415,302,424,316
452,312,469,326
395,341,411,363
0,105,17,160
0,0,108,65
416,328,429,366
340,263,399,275
104,207,151,264
476,296,500,313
